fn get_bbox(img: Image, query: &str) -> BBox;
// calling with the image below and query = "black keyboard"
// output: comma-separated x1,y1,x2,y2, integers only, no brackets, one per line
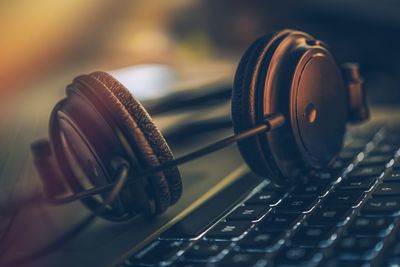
118,125,400,267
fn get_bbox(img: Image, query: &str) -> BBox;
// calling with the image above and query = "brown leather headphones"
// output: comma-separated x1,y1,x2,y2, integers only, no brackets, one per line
31,29,369,220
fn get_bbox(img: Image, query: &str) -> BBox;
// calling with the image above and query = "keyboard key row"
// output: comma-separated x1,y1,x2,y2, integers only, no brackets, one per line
362,197,400,216
123,127,400,266
347,216,393,237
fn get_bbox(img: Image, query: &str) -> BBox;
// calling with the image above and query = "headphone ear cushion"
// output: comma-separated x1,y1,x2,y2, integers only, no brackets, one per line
74,72,182,215
90,72,183,205
231,30,292,183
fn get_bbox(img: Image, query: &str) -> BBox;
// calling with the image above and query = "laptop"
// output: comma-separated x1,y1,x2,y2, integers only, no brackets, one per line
1,63,400,267
114,110,400,267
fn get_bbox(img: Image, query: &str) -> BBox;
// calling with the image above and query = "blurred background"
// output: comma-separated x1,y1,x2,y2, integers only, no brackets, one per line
1,2,400,266
1,0,400,110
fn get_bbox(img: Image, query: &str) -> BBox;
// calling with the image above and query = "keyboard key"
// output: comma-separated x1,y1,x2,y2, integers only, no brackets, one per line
349,166,385,178
291,183,330,197
257,213,300,232
205,221,251,240
336,235,381,251
274,246,318,265
384,170,400,182
358,155,392,166
347,216,393,236
337,176,376,191
226,205,269,221
238,229,282,251
347,139,368,150
324,190,364,208
369,143,397,156
275,196,316,214
129,240,187,265
336,236,383,260
219,251,267,267
161,173,260,239
245,191,282,205
373,183,400,196
311,169,341,182
306,207,351,227
183,241,231,261
290,226,334,247
362,197,400,216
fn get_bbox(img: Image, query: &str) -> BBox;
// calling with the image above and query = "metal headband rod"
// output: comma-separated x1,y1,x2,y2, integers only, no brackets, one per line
49,113,285,204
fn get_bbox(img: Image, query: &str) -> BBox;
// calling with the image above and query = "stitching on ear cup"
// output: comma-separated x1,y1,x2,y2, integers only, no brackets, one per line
90,72,183,205
74,74,172,215
232,30,293,184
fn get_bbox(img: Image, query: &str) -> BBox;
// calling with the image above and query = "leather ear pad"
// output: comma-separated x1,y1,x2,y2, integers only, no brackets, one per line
76,72,182,215
231,30,293,184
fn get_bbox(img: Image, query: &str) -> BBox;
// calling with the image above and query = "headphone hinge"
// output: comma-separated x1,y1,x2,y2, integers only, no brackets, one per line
342,62,370,124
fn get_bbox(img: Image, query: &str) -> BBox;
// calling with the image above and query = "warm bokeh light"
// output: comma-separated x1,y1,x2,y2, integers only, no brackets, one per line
0,1,113,98
0,1,228,103
1,1,400,106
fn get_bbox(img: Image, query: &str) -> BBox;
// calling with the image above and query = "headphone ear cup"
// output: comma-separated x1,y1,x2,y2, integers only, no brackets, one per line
90,72,183,205
231,30,292,184
74,72,182,215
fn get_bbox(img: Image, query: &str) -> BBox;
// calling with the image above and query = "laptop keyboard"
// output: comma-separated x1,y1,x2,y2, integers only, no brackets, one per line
118,125,400,267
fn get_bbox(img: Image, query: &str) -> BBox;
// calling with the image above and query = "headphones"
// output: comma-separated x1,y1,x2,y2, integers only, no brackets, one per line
31,29,369,221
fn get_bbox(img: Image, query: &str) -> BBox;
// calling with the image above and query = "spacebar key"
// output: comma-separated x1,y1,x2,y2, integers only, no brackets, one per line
161,172,260,239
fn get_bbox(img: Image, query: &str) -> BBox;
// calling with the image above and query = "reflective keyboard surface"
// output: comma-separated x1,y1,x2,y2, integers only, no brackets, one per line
118,125,400,267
